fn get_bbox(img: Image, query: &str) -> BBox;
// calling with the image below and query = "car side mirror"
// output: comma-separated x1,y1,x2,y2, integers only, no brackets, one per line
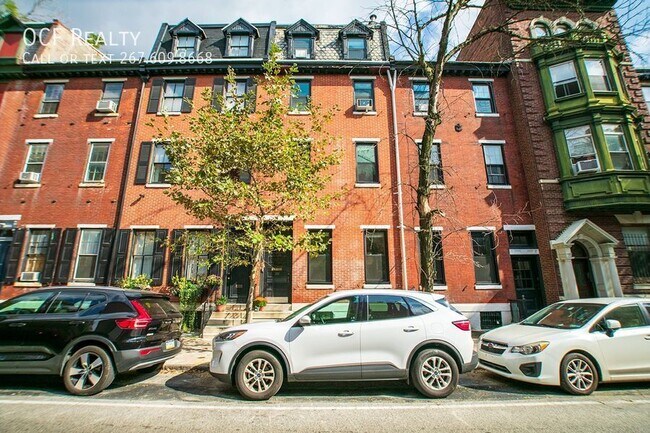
605,319,621,337
298,315,312,327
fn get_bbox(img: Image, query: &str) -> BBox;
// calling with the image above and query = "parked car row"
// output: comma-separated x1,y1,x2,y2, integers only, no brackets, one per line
1,288,649,399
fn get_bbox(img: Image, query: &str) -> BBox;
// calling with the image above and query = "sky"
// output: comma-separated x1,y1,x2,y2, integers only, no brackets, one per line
13,0,650,65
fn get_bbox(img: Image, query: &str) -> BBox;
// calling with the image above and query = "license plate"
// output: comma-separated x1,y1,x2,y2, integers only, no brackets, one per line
164,340,175,350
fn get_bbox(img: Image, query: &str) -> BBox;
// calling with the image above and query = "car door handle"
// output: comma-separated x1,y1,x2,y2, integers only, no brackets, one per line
645,335,650,340
9,323,26,327
403,326,419,332
338,330,354,337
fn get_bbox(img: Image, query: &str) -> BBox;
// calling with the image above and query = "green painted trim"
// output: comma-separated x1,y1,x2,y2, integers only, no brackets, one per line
561,171,650,213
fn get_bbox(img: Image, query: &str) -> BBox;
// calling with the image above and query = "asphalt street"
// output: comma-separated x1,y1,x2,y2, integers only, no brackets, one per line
1,367,648,432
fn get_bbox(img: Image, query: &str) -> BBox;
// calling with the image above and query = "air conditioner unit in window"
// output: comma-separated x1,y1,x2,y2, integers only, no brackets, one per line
20,271,40,282
576,159,599,174
355,98,373,111
19,171,40,184
416,103,428,112
96,99,117,113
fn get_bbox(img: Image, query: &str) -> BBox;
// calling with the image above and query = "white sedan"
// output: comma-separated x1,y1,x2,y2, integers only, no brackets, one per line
478,298,650,395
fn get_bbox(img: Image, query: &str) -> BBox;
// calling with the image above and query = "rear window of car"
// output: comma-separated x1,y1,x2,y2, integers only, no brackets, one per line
436,298,461,314
138,297,179,317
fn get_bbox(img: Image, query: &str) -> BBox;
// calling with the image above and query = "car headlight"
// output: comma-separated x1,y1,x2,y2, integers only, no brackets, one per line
214,330,247,342
510,341,549,355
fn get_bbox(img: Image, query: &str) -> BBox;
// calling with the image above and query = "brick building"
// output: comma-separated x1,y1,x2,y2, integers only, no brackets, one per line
0,1,648,330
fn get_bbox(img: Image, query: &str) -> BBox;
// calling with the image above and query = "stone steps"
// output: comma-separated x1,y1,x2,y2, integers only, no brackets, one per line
202,304,293,337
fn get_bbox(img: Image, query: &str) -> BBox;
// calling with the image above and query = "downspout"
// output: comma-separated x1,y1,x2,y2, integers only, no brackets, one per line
108,65,148,283
386,67,408,290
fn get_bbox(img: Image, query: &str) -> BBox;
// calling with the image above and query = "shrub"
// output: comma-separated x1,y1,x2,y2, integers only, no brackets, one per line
118,275,153,291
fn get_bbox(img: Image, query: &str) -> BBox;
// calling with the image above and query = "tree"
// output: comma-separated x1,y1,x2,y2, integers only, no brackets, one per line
379,0,649,292
153,46,341,322
86,33,105,49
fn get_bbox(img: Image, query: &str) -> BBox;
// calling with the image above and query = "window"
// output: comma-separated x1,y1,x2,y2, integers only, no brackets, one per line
175,35,197,58
404,297,433,316
585,59,611,92
38,83,64,114
355,142,379,184
225,79,248,110
100,82,123,109
47,292,87,314
23,230,50,274
347,37,366,60
353,80,374,110
364,230,389,284
549,61,581,98
508,230,538,249
480,311,503,329
532,23,550,38
419,230,446,286
84,142,110,183
605,305,648,328
130,231,156,278
149,143,171,184
293,37,312,58
309,296,361,325
564,126,599,174
23,143,48,177
472,83,496,114
643,87,650,104
229,34,250,57
471,231,499,285
368,295,410,321
603,124,632,170
412,82,429,112
0,291,54,314
290,80,311,111
482,144,508,185
73,229,102,281
554,23,571,35
429,143,443,185
185,232,209,280
622,227,650,284
161,80,185,113
307,230,332,284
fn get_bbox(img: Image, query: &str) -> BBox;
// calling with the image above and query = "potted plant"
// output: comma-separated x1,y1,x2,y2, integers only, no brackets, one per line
253,296,268,311
215,295,228,312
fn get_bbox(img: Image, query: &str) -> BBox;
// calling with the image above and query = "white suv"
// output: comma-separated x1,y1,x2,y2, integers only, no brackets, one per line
210,289,477,400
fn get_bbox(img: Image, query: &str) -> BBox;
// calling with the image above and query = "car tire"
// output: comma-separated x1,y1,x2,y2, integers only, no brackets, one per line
411,348,459,398
234,350,284,401
560,352,599,395
62,345,115,396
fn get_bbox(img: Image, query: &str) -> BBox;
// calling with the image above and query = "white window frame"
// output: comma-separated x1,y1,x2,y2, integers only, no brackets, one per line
549,61,581,99
175,35,198,58
229,34,251,57
160,80,185,114
84,140,113,183
23,141,51,179
602,124,633,171
148,142,171,185
73,229,102,281
564,125,600,175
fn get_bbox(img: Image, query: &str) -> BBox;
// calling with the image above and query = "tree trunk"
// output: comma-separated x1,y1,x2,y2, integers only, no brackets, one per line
245,224,265,324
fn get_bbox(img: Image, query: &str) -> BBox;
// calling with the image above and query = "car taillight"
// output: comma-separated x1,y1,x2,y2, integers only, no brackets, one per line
452,320,471,331
115,300,152,330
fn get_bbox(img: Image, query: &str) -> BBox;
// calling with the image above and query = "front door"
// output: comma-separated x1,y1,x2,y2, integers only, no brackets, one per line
572,243,596,298
512,256,544,317
262,249,292,302
225,265,251,303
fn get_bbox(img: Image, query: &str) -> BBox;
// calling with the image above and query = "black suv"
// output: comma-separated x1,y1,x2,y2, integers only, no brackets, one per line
0,287,182,395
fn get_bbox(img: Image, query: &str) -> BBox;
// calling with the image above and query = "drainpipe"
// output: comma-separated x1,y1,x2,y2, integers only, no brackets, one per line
386,67,408,291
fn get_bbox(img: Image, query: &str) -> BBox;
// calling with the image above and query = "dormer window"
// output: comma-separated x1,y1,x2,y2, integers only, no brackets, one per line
175,35,197,58
347,38,366,60
532,23,550,38
229,35,251,57
293,38,312,59
168,19,206,59
286,20,319,60
554,23,571,35
340,20,372,61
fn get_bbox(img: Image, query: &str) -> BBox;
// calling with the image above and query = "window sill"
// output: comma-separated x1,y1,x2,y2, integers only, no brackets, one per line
288,111,311,116
432,285,448,291
306,284,335,290
68,282,96,286
633,284,650,291
94,112,119,117
413,112,427,117
355,183,381,188
487,184,512,190
14,282,42,287
429,184,446,190
33,114,58,119
156,112,181,116
14,183,41,188
475,284,502,290
352,111,378,116
476,113,499,118
79,182,105,188
145,183,171,188
363,283,392,289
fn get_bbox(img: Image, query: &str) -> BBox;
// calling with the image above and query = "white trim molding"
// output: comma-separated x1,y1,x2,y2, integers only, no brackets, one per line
355,183,381,188
304,225,335,230
615,212,650,225
509,249,540,256
25,139,54,144
539,178,560,184
184,225,214,229
101,78,128,82
87,138,116,143
476,113,500,118
408,77,428,81
25,224,55,229
352,138,381,143
0,215,21,221
130,225,160,229
349,76,377,80
77,224,108,229
468,78,495,83
487,184,512,190
432,285,448,291
361,225,390,230
414,139,441,144
43,79,69,84
478,139,506,144
504,224,536,231
475,284,503,290
467,226,496,231
363,283,392,289
414,226,443,232
306,284,335,290
293,75,315,80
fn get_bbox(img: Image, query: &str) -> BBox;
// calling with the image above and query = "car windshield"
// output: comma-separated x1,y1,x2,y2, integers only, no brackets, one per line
281,301,318,322
521,302,605,329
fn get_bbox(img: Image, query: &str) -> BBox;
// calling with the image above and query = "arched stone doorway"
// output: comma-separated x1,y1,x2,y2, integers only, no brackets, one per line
550,219,623,300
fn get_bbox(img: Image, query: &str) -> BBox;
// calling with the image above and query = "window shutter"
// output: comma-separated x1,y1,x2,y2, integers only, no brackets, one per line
4,229,25,284
246,77,257,112
310,37,316,59
135,141,152,185
41,228,62,284
208,229,221,276
112,229,131,283
287,36,294,59
168,229,184,284
212,77,224,110
55,228,77,284
151,229,168,286
342,37,348,59
248,35,254,57
95,228,115,284
147,78,164,113
181,78,196,113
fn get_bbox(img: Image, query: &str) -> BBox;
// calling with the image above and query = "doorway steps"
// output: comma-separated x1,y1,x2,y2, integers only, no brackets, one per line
202,303,293,339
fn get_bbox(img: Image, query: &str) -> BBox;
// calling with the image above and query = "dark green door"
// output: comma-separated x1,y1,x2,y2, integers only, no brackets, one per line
512,256,544,317
262,250,292,301
225,265,251,303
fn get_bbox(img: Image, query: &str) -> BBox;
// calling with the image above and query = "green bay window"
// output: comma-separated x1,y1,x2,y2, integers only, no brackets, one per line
585,59,611,92
603,124,632,170
549,61,581,99
564,126,600,175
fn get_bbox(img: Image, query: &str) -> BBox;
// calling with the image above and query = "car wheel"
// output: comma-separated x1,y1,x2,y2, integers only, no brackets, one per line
411,348,459,398
560,353,598,395
234,350,283,401
62,345,115,396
